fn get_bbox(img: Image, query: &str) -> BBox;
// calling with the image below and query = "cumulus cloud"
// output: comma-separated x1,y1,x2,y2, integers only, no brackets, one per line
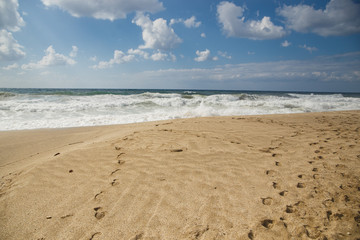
151,51,168,61
277,0,360,36
69,45,78,57
299,44,318,53
91,50,135,69
92,47,176,68
217,1,286,40
170,16,201,28
183,16,201,28
0,0,25,32
132,13,182,51
127,48,149,59
0,0,25,61
22,45,76,70
41,0,164,21
281,40,291,47
194,49,217,62
0,29,25,61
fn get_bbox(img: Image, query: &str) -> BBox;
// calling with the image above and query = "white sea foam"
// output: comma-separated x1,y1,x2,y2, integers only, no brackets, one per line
0,90,359,130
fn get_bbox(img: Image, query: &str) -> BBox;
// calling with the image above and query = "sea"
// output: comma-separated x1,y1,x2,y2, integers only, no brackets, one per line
0,88,359,131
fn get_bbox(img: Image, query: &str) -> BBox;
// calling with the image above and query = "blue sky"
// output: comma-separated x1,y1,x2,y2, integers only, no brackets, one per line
1,0,360,92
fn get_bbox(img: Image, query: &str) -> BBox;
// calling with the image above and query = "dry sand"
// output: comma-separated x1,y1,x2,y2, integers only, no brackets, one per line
0,111,359,240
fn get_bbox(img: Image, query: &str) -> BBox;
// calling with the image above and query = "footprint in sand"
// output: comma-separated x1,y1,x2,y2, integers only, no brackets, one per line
94,191,103,200
60,214,73,219
272,182,280,189
89,232,102,240
248,230,254,239
117,160,126,165
261,197,273,205
130,232,144,240
266,170,276,177
279,190,288,196
297,182,306,188
275,161,281,166
94,207,105,220
261,219,274,229
111,179,119,186
285,205,295,213
110,169,121,175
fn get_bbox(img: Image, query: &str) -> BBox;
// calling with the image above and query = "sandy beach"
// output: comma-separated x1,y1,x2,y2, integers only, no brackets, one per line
0,111,359,239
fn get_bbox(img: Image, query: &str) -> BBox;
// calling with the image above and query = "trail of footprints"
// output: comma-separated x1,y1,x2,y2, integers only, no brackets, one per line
88,142,128,239
249,121,360,239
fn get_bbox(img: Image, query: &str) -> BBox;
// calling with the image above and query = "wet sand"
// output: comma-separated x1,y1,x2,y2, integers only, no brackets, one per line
1,111,359,239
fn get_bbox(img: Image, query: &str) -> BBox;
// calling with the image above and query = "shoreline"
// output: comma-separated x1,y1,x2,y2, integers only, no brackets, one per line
1,110,359,239
1,109,359,133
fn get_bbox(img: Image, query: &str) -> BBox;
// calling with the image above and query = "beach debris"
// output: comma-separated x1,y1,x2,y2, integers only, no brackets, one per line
54,152,60,156
69,169,73,173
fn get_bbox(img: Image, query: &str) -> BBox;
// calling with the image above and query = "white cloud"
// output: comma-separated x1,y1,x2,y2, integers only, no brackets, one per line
92,48,176,68
0,0,25,62
194,49,210,62
69,45,78,57
127,48,149,59
183,16,201,28
133,13,182,51
0,0,25,32
151,51,167,61
247,51,255,55
281,40,291,47
2,63,19,70
41,0,164,21
22,45,76,70
170,16,201,28
217,1,286,40
0,29,25,61
277,0,360,36
169,52,176,62
201,33,206,38
92,50,135,69
299,44,318,53
194,49,217,62
127,52,360,89
89,56,97,61
218,51,232,59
